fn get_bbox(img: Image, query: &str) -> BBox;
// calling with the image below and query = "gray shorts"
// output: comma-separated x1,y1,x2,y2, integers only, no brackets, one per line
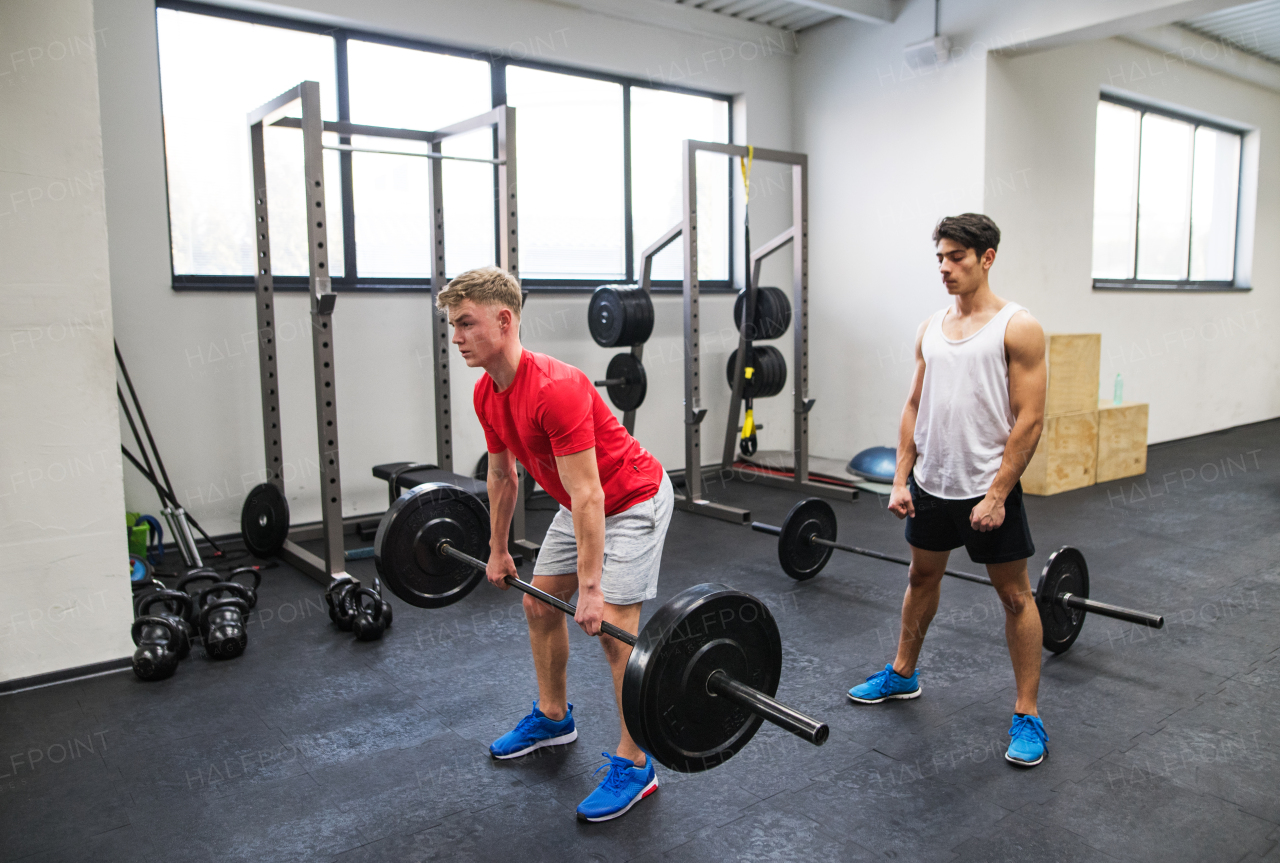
532,472,674,605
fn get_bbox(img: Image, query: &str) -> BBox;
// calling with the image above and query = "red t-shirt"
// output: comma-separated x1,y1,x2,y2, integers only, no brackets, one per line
474,351,664,516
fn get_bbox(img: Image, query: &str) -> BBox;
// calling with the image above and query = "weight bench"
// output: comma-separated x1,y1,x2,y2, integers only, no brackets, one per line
372,462,487,507
371,462,537,562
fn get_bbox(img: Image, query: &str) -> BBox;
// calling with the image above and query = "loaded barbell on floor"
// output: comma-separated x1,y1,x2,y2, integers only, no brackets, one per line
373,482,829,772
751,498,1165,654
593,353,647,412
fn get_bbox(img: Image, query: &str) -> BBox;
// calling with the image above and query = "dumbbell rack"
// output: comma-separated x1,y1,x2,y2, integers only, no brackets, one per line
667,140,855,526
245,81,535,587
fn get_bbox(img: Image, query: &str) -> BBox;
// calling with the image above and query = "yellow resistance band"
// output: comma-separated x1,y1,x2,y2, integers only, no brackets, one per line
739,145,754,205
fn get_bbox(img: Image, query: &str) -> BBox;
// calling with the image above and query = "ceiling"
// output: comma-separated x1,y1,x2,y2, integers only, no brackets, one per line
1179,0,1280,63
668,0,841,32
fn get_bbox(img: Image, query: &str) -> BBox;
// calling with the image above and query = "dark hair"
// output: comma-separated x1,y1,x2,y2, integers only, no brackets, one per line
933,213,1001,258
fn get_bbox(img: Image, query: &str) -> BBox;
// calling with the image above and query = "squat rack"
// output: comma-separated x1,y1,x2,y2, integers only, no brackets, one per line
245,80,533,586
654,139,854,525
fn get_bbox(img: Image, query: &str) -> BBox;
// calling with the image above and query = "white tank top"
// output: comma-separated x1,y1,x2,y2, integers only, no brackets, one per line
912,302,1026,500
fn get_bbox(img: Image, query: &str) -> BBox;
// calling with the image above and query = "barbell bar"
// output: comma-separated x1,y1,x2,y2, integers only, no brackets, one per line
751,497,1164,653
373,481,829,771
435,542,828,747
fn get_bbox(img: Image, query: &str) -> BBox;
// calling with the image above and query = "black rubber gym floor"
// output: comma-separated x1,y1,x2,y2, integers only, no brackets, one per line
2,419,1277,862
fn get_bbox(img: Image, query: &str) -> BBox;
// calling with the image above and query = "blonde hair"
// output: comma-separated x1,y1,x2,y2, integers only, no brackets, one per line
436,267,522,319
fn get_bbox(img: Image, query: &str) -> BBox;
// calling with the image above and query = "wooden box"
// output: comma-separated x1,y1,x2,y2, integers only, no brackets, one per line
1022,409,1099,496
1096,401,1149,483
1045,334,1101,415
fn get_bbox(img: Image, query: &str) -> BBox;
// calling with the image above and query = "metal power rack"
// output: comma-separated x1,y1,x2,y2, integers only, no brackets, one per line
245,80,534,587
651,139,854,526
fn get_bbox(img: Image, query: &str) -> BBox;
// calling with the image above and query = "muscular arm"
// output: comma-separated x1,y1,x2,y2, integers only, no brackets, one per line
888,319,930,519
484,448,522,586
556,447,607,634
971,311,1046,530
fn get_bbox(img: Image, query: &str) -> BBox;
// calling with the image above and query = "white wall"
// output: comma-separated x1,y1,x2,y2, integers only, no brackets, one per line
95,0,798,536
0,0,134,682
793,0,990,458
795,0,1279,457
984,37,1280,442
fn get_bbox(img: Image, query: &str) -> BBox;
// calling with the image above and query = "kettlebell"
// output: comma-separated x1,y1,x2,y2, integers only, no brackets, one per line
137,590,195,659
325,580,359,632
350,587,392,642
177,569,221,624
131,615,181,681
227,566,263,609
198,597,250,659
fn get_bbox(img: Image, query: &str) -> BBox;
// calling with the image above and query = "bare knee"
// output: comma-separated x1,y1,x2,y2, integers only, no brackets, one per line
523,593,565,626
600,635,632,665
997,587,1034,616
907,566,944,590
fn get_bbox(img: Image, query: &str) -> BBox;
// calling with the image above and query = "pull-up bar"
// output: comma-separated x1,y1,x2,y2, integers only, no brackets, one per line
320,143,505,165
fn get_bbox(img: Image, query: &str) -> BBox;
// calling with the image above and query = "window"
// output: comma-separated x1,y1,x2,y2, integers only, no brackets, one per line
156,8,342,279
1091,95,1243,289
631,88,730,281
506,67,626,280
155,2,732,291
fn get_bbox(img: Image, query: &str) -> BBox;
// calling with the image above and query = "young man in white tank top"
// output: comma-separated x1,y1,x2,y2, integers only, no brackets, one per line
846,214,1051,767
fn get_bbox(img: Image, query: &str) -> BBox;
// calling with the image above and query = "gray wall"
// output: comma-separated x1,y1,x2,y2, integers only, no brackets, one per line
1,0,134,682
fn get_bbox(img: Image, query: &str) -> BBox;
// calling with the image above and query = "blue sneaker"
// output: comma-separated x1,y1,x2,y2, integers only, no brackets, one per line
1006,714,1048,767
576,752,658,822
489,701,577,760
847,663,922,704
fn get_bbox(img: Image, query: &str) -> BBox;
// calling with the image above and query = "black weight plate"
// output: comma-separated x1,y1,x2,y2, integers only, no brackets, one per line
241,483,290,558
588,286,625,346
605,353,647,412
778,498,836,580
622,287,655,346
733,286,792,341
588,286,653,347
1036,546,1090,654
725,345,787,399
374,482,490,609
622,583,782,773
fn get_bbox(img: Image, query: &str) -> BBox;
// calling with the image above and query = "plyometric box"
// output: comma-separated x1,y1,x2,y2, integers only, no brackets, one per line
1045,334,1101,416
1096,401,1149,483
1022,409,1098,496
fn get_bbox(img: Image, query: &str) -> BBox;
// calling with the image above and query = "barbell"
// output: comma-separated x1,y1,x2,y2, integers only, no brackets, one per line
373,482,829,772
751,498,1165,654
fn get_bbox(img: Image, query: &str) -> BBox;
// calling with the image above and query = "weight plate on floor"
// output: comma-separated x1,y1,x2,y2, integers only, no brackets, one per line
374,482,490,609
1036,546,1089,654
623,583,782,773
588,286,654,347
605,352,647,412
778,498,836,580
733,286,792,341
241,482,290,558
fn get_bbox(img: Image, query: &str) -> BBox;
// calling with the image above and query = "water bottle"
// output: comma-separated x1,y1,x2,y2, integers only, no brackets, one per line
1113,373,1123,406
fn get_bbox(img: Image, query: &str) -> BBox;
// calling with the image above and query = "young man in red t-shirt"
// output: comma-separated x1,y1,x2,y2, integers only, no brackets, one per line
436,267,674,822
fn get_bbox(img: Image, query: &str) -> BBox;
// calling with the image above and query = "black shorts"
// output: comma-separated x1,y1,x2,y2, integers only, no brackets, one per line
904,473,1035,565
